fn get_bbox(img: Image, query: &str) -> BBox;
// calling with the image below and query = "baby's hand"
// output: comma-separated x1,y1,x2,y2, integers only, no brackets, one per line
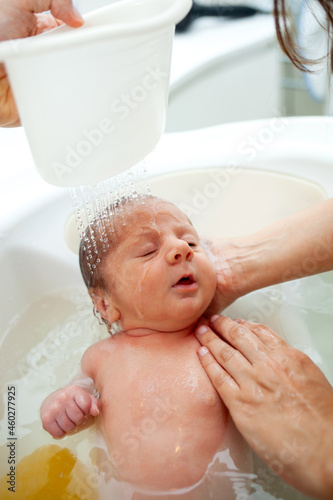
40,385,99,438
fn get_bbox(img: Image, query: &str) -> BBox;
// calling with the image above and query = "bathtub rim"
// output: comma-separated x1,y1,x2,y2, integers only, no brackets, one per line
1,115,333,233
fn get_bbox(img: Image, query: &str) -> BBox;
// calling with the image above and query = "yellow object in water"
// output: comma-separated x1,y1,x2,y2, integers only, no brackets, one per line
0,444,99,499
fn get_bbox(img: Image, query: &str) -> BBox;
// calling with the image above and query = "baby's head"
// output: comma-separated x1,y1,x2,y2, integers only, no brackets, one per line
80,196,216,335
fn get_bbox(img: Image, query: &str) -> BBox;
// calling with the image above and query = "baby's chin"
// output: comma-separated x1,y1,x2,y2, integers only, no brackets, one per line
150,312,207,334
121,298,213,334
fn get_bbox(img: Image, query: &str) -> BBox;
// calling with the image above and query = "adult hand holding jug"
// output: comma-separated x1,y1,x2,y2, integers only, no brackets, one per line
0,0,84,127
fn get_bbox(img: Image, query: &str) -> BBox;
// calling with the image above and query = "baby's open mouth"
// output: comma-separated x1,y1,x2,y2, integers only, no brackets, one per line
173,275,196,287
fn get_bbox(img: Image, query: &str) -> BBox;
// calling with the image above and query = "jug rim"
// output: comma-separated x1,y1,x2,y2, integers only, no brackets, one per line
0,0,192,60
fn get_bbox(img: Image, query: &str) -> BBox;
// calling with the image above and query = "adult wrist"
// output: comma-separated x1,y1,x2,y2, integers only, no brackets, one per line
225,235,279,299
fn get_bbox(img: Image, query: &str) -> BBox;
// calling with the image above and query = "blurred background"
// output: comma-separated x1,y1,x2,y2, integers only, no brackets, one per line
76,0,332,132
1,0,331,186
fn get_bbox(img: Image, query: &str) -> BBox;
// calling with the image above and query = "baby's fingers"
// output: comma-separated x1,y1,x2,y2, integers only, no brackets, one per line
66,399,87,426
42,419,67,438
56,412,78,435
74,390,99,417
89,395,100,417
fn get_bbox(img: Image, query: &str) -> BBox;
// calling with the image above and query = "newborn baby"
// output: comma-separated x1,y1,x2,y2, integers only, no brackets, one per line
41,196,251,495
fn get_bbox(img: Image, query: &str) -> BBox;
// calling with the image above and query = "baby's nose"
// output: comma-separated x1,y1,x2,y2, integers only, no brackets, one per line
167,239,194,263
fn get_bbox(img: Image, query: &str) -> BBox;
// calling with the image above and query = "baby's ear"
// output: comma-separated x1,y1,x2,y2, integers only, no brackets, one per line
89,288,120,324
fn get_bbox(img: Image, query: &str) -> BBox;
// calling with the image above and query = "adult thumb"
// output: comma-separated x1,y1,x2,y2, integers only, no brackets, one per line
48,0,84,27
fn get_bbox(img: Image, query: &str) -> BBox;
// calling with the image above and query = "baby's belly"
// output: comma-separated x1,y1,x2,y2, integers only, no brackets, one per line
99,367,229,489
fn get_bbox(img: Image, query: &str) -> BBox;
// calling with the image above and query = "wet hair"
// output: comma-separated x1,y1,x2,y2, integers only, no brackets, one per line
79,195,158,334
79,194,193,333
79,220,110,292
79,195,157,293
273,0,333,72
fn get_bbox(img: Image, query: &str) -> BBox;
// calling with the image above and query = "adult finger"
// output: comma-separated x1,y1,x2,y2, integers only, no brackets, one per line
33,13,63,35
35,0,84,27
195,324,251,386
0,0,83,42
197,344,240,394
208,315,267,364
0,67,20,127
234,318,287,350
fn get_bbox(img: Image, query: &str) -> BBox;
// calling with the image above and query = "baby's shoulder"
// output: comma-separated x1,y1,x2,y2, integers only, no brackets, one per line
85,336,119,357
81,337,119,374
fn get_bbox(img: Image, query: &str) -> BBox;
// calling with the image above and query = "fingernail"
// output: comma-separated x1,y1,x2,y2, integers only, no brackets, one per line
196,325,209,336
210,314,220,323
198,346,209,357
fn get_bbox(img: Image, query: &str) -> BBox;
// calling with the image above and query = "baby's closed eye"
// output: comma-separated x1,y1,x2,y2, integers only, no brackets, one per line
182,236,199,248
139,245,158,257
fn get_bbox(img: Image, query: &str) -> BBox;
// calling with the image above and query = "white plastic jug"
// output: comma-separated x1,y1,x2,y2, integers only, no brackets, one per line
0,0,192,186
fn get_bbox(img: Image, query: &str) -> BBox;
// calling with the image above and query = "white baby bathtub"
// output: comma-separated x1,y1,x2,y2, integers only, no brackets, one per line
0,116,332,499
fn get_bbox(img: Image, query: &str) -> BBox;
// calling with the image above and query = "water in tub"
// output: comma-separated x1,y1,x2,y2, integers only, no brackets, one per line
0,170,331,499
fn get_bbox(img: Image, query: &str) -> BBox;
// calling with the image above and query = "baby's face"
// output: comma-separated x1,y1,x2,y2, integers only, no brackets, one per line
101,199,217,332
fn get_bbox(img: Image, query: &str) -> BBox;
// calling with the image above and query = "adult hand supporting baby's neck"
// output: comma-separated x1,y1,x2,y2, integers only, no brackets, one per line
204,199,333,316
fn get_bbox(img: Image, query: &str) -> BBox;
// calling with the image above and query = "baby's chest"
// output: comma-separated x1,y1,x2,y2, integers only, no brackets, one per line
101,345,224,423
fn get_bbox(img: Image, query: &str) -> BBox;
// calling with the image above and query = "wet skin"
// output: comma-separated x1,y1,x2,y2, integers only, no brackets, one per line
83,200,227,488
82,331,229,489
43,199,252,491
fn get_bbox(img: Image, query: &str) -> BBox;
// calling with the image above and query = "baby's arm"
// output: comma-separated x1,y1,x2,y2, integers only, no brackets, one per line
41,344,101,438
40,381,99,438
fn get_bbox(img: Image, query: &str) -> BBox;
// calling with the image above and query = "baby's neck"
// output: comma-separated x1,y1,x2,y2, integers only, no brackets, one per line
122,321,201,343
